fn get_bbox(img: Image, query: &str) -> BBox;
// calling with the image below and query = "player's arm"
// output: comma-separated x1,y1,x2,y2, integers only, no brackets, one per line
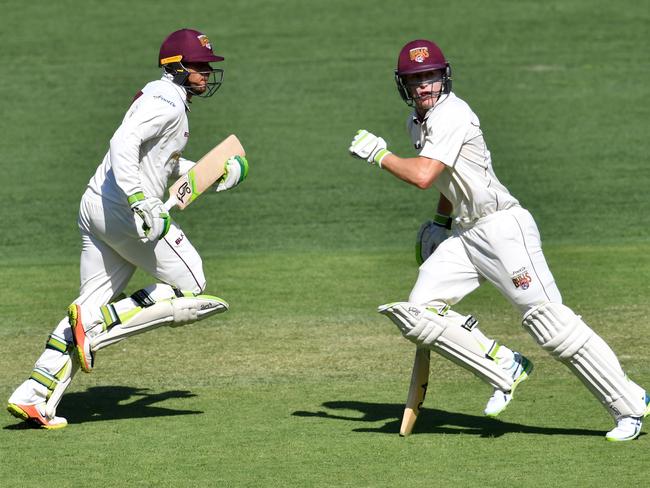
380,153,445,189
111,100,179,241
111,100,178,199
349,129,445,189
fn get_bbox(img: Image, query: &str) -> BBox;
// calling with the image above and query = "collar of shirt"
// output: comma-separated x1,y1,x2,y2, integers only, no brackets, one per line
160,73,191,111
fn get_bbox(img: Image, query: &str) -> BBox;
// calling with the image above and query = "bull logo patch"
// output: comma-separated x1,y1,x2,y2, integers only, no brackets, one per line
511,267,532,290
198,35,212,50
409,47,429,63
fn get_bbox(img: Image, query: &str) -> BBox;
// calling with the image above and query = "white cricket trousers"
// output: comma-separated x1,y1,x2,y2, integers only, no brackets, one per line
410,206,562,315
10,191,207,405
76,191,206,310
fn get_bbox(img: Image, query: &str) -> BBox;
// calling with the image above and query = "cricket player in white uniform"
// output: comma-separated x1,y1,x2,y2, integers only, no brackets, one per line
7,29,248,429
349,39,649,441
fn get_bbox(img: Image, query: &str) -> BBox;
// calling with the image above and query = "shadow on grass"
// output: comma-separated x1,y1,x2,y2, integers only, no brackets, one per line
293,401,608,438
4,386,202,429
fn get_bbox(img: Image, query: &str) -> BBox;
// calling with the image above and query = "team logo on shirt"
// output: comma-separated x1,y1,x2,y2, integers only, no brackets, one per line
197,35,212,50
511,267,532,290
409,47,430,63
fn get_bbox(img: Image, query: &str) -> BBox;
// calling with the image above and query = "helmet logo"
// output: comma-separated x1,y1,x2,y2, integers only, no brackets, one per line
197,34,212,50
409,47,429,63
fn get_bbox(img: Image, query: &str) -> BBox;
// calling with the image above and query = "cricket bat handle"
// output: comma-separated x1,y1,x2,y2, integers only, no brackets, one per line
163,196,178,212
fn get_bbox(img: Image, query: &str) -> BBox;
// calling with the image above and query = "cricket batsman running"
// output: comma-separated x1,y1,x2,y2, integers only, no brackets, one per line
7,28,248,428
349,39,649,441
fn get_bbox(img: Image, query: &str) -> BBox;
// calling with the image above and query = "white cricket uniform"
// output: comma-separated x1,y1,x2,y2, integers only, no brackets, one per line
8,75,207,408
407,92,561,315
79,74,206,307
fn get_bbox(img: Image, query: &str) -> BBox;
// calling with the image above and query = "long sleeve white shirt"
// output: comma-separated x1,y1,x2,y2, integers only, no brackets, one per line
87,75,194,206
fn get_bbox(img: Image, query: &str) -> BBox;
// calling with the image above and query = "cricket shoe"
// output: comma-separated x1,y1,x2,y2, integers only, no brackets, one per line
7,402,67,430
484,352,533,418
69,304,94,373
605,393,650,442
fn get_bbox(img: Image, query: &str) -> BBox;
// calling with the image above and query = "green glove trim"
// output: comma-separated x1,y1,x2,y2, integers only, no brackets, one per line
237,156,249,183
127,192,146,206
160,212,171,238
433,213,452,229
374,149,391,167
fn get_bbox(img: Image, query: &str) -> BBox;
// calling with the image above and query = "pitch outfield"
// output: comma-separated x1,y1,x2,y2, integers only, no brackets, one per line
1,0,649,486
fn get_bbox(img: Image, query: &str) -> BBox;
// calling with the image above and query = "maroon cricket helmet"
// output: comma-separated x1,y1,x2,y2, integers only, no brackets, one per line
159,28,224,66
394,39,452,106
159,28,225,98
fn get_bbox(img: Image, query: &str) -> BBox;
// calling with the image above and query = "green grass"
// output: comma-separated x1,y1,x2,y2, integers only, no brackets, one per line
1,0,649,486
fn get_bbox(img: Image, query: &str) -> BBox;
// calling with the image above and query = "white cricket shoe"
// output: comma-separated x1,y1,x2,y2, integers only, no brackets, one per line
484,352,533,417
606,417,643,442
605,393,650,442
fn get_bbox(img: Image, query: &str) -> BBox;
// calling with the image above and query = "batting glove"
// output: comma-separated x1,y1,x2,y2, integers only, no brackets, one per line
215,155,249,192
128,193,171,242
415,213,452,265
349,129,391,167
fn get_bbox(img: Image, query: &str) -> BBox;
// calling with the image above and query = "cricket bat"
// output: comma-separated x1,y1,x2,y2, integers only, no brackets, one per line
400,347,430,436
163,134,245,211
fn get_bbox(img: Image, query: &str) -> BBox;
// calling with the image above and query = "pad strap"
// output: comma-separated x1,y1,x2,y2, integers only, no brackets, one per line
379,302,515,391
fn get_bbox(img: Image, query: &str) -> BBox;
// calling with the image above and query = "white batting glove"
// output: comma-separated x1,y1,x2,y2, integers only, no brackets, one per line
349,129,391,167
215,155,249,192
128,193,170,242
415,214,452,265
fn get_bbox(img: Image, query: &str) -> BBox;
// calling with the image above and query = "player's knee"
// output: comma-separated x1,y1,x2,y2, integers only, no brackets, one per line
378,302,451,346
167,275,205,295
522,301,592,359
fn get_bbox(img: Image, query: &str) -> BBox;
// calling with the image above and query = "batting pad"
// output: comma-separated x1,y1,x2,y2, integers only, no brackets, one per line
523,301,646,419
379,302,514,391
91,293,228,352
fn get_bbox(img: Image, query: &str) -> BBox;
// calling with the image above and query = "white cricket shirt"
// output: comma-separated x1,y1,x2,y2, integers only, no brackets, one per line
407,92,519,226
86,75,194,206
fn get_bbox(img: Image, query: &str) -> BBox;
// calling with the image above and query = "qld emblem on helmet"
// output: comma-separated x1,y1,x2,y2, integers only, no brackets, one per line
395,39,452,106
159,28,225,98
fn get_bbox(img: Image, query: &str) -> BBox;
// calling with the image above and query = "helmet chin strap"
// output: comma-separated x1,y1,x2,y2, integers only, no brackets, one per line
162,64,190,87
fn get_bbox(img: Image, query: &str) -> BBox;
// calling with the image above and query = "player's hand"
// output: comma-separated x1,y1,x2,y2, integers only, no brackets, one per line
349,129,391,166
215,155,248,192
129,194,170,242
415,215,452,265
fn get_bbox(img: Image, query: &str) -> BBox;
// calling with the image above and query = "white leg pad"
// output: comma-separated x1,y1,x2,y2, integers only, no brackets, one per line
522,302,646,419
45,360,78,419
90,294,228,352
19,346,78,420
378,302,514,391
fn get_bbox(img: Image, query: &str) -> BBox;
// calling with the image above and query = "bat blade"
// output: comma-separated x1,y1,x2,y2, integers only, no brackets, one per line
164,134,245,211
400,347,430,437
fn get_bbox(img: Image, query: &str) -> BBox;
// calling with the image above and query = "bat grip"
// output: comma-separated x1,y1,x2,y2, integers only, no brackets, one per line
163,196,177,212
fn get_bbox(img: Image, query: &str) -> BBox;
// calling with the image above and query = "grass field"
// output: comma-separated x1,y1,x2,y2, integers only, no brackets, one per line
1,0,649,486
